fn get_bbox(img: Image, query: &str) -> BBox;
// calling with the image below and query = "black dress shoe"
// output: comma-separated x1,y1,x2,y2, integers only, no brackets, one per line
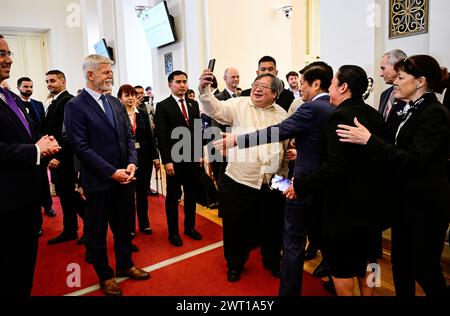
207,202,219,209
44,208,56,217
85,252,93,264
169,234,183,247
323,277,336,295
131,244,139,252
183,229,202,240
304,247,317,261
47,232,78,245
263,263,281,279
312,260,331,278
76,235,86,245
269,267,281,279
148,189,159,196
38,229,43,237
140,228,153,235
227,269,241,282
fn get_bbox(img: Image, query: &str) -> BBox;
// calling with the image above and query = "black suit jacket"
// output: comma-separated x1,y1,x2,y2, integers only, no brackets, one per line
367,93,450,222
42,91,75,166
154,96,201,165
0,91,41,212
21,99,45,132
132,108,159,170
379,87,407,144
216,89,233,101
443,88,450,111
241,88,294,112
294,98,387,231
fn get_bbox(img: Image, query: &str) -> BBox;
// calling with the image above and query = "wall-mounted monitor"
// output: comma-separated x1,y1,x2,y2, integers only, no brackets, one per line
94,38,114,62
140,1,177,48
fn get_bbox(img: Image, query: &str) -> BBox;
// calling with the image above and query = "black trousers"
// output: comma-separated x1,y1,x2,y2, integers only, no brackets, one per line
221,175,284,271
51,168,85,235
211,161,227,216
0,206,40,297
130,165,153,232
85,185,134,281
391,209,449,296
165,163,199,236
40,165,53,210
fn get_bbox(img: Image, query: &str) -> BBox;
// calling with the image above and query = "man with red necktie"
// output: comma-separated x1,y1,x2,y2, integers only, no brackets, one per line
155,70,203,247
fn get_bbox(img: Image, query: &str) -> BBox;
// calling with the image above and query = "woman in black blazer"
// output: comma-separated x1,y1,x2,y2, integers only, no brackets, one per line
337,55,450,296
285,65,386,296
118,85,160,237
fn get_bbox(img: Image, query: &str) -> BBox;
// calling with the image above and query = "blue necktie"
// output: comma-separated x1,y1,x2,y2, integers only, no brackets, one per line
100,94,116,129
0,87,32,136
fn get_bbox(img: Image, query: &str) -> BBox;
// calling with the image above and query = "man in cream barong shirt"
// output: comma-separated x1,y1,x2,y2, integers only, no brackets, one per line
199,71,289,282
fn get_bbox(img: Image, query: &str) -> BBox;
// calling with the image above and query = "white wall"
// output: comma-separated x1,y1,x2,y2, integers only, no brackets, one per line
320,0,377,105
149,0,186,102
0,0,85,96
115,0,154,91
320,0,376,72
146,0,299,102
321,0,450,108
204,0,294,90
429,0,450,67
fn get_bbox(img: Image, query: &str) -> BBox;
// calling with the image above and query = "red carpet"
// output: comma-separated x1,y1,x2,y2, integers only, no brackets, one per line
32,195,330,296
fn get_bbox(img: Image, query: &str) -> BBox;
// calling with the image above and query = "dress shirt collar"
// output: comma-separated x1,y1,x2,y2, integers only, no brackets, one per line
312,92,329,101
226,88,237,97
52,90,67,101
171,94,185,103
84,87,103,102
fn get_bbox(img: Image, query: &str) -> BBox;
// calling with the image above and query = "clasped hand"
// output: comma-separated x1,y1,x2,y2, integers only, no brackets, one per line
112,164,136,184
37,135,61,157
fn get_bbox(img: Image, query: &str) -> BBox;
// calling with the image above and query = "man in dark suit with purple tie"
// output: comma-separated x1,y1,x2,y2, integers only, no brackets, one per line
0,34,60,297
64,54,149,296
17,77,56,223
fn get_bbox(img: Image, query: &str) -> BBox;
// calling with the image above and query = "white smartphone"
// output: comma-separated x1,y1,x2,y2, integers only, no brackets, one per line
270,175,292,192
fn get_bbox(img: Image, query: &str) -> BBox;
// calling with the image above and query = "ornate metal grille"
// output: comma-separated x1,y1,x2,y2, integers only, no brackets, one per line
389,0,428,38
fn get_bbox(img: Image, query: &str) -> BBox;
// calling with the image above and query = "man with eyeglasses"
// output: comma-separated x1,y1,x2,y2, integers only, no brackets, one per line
199,70,289,283
0,34,60,297
240,56,295,112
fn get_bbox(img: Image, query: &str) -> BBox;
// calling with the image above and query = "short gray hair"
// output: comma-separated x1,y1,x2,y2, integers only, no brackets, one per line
383,49,407,65
254,73,284,98
82,54,112,80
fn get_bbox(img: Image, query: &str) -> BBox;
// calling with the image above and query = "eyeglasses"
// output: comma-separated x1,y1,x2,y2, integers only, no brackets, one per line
251,83,271,90
0,50,13,58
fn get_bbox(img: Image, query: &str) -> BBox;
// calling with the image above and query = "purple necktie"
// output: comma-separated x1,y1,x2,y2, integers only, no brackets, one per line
0,87,32,137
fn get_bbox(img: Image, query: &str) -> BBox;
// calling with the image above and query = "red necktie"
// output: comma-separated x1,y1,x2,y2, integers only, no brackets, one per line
179,99,189,127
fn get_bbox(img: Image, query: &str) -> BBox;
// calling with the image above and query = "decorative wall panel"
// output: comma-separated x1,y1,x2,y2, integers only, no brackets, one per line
389,0,428,39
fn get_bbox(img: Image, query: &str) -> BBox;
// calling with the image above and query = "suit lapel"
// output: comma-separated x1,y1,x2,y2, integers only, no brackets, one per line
379,87,392,114
81,91,117,133
0,93,34,140
169,96,189,127
185,99,196,127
